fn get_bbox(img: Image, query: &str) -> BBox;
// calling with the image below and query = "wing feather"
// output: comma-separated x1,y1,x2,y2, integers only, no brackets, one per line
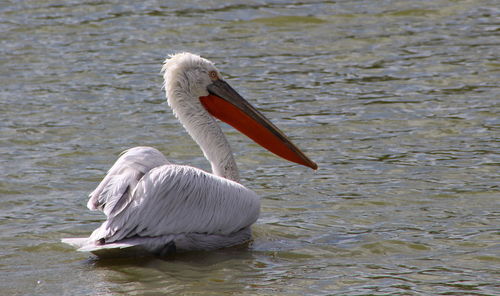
89,165,260,244
87,146,170,217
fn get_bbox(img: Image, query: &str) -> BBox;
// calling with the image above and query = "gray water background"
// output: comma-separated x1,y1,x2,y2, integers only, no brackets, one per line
1,0,499,295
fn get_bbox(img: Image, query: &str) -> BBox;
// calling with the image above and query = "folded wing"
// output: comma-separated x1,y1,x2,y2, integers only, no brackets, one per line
87,146,170,217
86,147,260,245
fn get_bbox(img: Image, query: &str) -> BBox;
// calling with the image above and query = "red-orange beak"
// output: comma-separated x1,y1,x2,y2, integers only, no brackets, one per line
200,79,317,170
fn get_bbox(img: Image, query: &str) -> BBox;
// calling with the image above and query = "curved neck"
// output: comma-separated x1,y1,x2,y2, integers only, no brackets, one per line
167,91,240,182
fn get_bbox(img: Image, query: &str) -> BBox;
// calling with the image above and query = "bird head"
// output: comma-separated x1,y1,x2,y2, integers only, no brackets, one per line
162,52,317,170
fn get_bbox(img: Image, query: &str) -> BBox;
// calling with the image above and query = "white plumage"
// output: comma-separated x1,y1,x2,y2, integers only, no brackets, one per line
62,52,316,257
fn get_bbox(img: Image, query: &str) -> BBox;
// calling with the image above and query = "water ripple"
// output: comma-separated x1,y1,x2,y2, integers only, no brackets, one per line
1,0,499,295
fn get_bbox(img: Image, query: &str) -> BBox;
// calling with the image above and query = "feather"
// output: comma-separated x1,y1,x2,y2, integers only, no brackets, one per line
87,146,169,217
88,164,260,245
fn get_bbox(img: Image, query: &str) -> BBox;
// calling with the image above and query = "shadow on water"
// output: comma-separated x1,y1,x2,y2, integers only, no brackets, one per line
82,244,276,295
87,242,255,269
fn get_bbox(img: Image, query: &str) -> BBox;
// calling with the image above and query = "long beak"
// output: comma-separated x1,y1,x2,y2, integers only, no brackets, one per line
200,79,317,170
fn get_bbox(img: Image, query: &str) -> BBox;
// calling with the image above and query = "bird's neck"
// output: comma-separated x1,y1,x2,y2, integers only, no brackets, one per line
167,92,240,183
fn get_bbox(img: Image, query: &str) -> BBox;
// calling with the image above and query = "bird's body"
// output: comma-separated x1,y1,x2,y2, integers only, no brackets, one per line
62,53,316,257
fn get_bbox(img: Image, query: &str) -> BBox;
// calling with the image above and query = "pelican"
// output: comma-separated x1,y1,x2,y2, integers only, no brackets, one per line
62,52,317,257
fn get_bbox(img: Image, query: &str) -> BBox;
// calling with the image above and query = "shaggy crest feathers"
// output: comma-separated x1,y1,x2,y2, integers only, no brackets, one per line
161,52,221,101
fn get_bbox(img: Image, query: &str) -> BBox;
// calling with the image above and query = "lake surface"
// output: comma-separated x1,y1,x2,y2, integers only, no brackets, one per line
1,0,499,295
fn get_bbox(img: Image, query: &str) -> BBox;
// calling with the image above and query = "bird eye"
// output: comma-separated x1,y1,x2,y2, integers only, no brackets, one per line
209,71,218,80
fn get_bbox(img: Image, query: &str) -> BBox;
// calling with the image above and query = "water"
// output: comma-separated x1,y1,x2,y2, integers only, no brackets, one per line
1,0,499,295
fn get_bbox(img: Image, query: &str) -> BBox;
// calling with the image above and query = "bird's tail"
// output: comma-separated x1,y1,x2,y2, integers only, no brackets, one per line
61,235,176,257
61,237,90,249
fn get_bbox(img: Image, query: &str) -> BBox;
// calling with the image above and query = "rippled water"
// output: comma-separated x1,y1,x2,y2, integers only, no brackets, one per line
1,0,499,295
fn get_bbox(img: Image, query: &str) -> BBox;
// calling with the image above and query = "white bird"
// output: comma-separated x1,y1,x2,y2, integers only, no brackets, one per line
62,52,317,257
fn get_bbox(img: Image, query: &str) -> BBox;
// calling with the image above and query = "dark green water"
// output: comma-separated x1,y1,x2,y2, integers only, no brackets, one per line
1,0,499,295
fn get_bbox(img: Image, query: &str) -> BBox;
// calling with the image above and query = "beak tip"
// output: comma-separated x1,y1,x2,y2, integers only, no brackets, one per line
303,160,318,170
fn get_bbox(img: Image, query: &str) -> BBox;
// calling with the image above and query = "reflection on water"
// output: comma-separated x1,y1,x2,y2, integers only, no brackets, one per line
1,0,498,295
